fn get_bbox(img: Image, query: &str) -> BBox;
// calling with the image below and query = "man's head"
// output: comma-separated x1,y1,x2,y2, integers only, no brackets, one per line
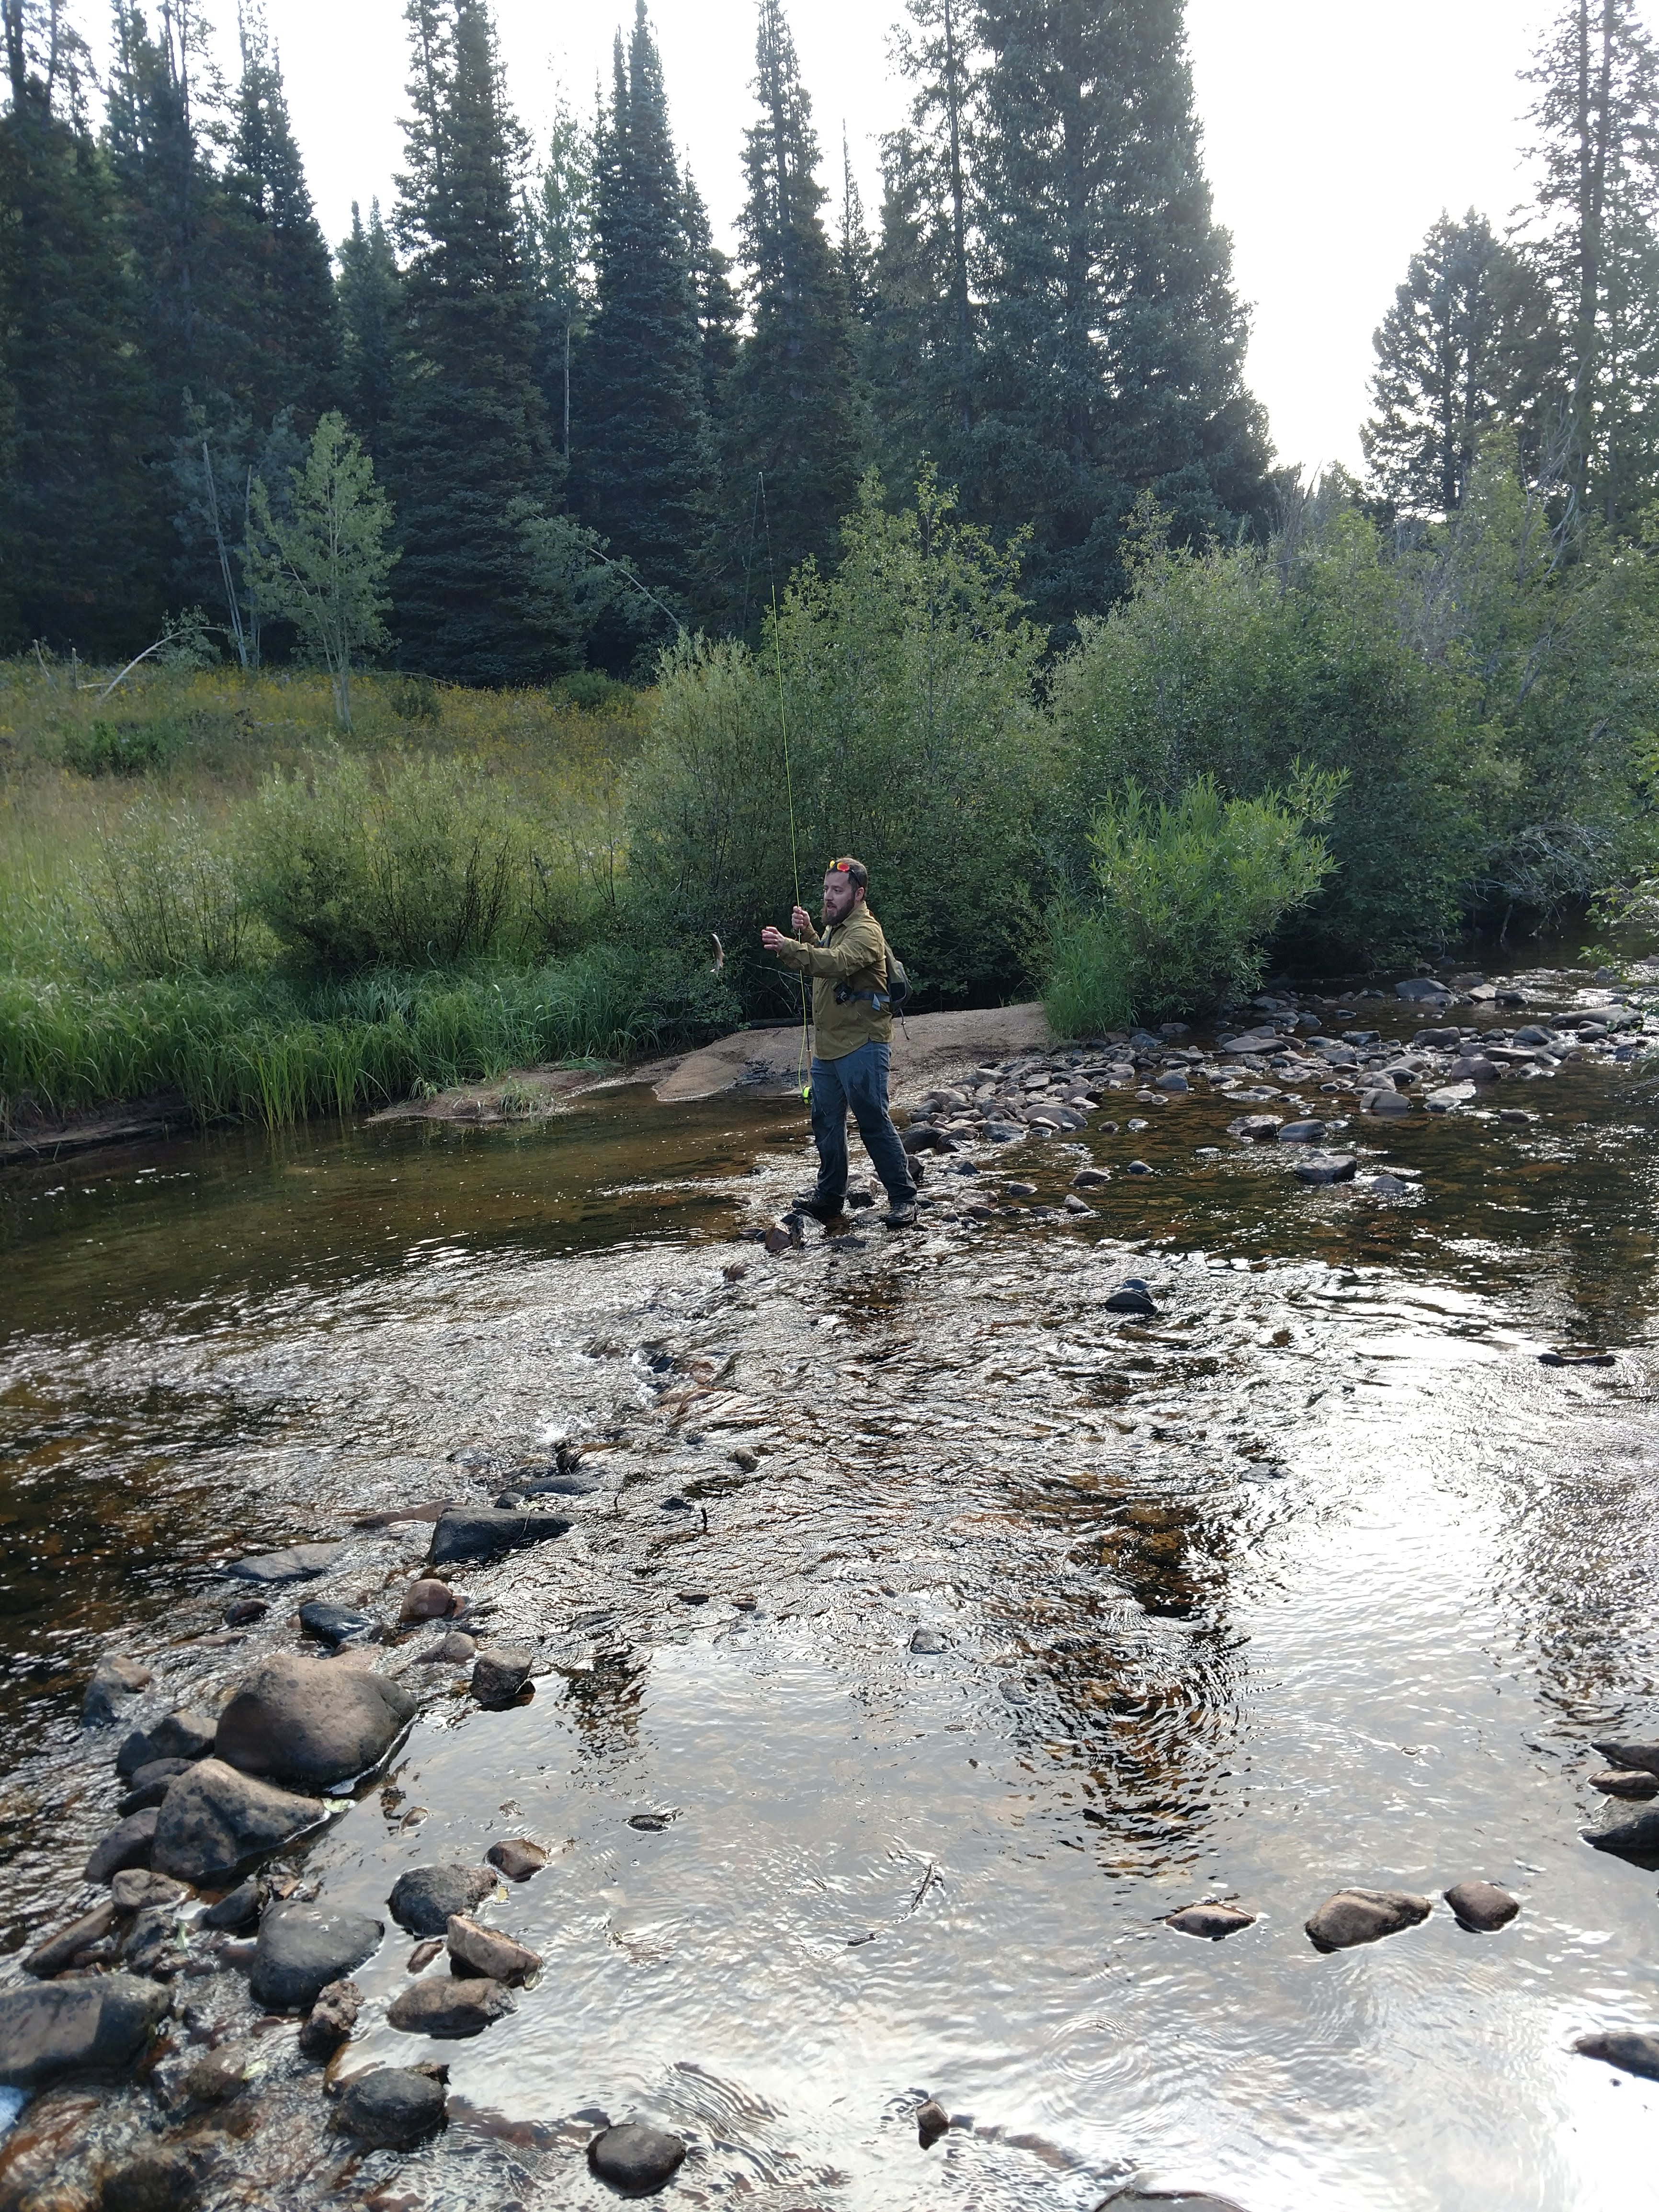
821,855,868,924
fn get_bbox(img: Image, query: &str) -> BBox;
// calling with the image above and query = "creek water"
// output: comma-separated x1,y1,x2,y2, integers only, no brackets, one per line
1,961,1657,2211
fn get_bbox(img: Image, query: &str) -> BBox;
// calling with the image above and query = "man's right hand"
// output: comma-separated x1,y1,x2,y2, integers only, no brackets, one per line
791,905,814,935
760,925,787,951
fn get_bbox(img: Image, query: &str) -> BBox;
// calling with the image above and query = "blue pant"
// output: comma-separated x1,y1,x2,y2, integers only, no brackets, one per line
809,1041,917,1207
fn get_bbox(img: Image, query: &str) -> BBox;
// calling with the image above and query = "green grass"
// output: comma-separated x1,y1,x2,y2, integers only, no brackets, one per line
0,950,734,1129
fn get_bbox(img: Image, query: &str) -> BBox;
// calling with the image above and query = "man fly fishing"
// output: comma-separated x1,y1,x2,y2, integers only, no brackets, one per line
761,856,919,1230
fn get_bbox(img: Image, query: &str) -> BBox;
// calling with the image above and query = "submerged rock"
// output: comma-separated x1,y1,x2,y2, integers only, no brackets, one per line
1574,2029,1659,2081
909,1626,947,1655
336,2064,448,2146
385,1976,516,2039
1305,1887,1431,1951
916,2099,950,2149
297,1601,378,1649
588,2121,687,2193
1295,1152,1357,1185
388,1863,497,1937
0,1973,168,2086
151,1758,327,1884
1166,1904,1256,1940
249,1902,383,2012
1444,1880,1519,1932
99,2145,201,2212
488,1838,548,1882
82,1656,153,1726
215,1655,415,1789
1275,1121,1327,1144
446,1913,541,1984
225,1541,341,1585
84,1809,159,1885
1227,1115,1282,1142
427,1506,572,1567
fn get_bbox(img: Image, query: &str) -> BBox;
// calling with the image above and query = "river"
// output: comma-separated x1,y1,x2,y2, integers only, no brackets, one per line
0,958,1656,2211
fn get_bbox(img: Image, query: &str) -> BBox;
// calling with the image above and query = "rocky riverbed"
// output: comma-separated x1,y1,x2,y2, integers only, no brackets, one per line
1,955,1658,2211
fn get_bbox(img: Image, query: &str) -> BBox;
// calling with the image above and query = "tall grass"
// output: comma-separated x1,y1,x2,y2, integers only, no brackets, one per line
0,950,736,1129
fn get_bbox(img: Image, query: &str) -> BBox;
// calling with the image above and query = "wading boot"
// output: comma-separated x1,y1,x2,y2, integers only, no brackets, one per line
882,1198,919,1230
792,1191,844,1225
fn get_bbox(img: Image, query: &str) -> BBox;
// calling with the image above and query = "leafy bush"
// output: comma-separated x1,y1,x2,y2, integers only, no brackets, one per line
244,752,527,970
556,670,634,712
62,718,185,776
1044,773,1340,1034
77,800,252,977
628,468,1048,1012
386,674,441,722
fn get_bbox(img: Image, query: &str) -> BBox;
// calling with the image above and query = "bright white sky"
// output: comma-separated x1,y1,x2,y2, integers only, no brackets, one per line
98,0,1659,477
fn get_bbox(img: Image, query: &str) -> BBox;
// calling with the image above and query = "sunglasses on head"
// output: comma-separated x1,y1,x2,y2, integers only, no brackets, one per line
827,859,855,874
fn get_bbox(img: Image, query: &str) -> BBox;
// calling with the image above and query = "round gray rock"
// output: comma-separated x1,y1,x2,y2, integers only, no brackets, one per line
249,1902,384,2012
215,1655,416,1789
336,2064,448,2146
1575,2029,1659,2081
588,2121,687,2194
388,1862,497,1937
1166,1904,1256,1940
384,1975,515,2039
151,1757,327,1884
472,1643,535,1707
84,1808,158,1886
1443,1879,1519,1932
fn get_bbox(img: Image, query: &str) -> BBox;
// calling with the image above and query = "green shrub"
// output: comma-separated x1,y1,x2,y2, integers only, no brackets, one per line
244,752,525,970
62,718,185,776
76,800,252,977
386,674,442,722
556,670,634,712
1044,773,1339,1034
628,468,1048,1013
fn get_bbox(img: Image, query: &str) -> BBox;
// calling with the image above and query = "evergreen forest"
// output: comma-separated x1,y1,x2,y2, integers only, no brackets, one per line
5,0,1659,1127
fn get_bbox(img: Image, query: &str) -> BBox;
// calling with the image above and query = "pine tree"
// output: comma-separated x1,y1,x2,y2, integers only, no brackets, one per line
389,0,586,681
866,127,962,493
221,8,339,425
682,166,740,426
837,127,875,322
0,0,165,653
725,0,861,598
528,93,593,464
576,2,711,623
337,199,403,466
1523,0,1659,530
971,0,1273,627
1360,211,1558,519
891,0,975,441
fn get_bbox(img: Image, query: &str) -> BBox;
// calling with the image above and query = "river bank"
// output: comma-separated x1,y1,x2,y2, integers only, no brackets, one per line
0,953,1657,2210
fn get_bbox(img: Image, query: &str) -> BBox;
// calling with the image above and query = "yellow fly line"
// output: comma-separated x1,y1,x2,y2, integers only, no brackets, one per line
760,472,812,1104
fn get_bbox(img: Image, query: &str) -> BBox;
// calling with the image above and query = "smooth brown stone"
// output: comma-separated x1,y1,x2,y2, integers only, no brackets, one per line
385,1976,515,2039
486,1838,547,1882
445,1913,541,1984
399,1579,458,1624
1306,1886,1431,1951
1590,1767,1659,1799
1166,1904,1256,1941
1443,1880,1519,1932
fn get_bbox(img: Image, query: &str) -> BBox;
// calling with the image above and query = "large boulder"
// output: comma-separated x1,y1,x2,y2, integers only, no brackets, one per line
336,2065,448,2146
388,1863,497,1937
1305,1887,1431,1951
0,1974,168,2087
215,1655,415,1789
427,1507,571,1568
151,1758,327,1884
249,1902,384,2012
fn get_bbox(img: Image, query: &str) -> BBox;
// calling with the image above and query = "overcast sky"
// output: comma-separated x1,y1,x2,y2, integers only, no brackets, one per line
104,0,1659,478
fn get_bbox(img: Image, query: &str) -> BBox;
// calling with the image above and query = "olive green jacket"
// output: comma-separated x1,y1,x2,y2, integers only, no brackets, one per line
771,902,893,1060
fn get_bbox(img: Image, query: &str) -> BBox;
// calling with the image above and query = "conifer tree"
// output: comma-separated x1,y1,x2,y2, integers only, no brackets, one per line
528,93,594,463
725,0,861,596
337,199,403,466
389,0,586,681
1523,0,1659,530
682,167,740,427
222,8,339,425
837,127,875,323
577,2,711,622
891,0,975,440
1361,211,1557,519
971,0,1272,627
0,0,165,652
866,126,962,492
